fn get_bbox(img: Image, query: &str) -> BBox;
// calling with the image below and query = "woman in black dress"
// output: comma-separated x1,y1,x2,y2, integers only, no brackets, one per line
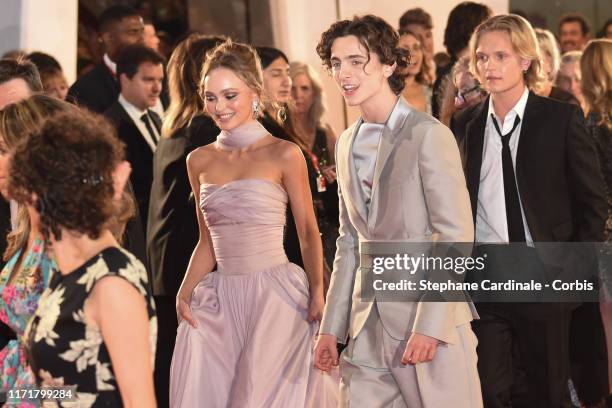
11,110,156,407
255,46,320,269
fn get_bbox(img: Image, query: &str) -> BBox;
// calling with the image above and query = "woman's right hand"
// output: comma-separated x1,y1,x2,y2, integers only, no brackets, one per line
176,295,198,328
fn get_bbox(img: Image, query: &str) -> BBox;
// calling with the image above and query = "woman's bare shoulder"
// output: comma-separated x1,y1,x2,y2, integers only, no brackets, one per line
265,136,303,161
187,141,217,168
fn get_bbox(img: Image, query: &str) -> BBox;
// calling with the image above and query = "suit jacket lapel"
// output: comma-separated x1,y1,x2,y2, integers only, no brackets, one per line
515,92,540,183
117,102,159,152
117,102,137,132
465,98,488,223
116,103,151,151
370,98,408,200
102,64,120,94
514,92,542,232
340,119,368,230
368,98,409,229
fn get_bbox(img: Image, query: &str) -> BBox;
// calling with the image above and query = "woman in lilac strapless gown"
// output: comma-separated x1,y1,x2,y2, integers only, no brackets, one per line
169,40,338,407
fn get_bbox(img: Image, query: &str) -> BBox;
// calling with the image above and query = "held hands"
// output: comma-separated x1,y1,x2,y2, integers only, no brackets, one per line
314,333,339,372
176,295,198,328
401,332,441,365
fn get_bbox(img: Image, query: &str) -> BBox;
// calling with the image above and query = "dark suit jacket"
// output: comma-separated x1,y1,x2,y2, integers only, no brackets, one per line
451,92,607,244
105,100,160,231
68,63,120,113
146,115,218,296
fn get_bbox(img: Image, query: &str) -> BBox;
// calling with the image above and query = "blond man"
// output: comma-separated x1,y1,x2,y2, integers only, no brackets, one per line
451,14,607,407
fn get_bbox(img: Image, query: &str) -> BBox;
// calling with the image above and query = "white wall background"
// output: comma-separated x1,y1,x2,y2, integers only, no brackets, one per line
272,0,509,134
0,0,78,84
269,0,346,134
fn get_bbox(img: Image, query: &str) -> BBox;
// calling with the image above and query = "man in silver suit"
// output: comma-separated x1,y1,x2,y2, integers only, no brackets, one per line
313,15,483,407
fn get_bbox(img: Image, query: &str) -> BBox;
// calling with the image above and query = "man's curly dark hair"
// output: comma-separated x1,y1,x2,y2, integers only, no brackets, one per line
9,109,125,241
443,2,492,59
316,14,409,95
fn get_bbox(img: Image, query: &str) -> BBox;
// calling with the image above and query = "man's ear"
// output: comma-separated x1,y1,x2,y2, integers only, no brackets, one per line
520,59,532,73
118,73,128,89
100,31,112,47
384,62,397,78
112,161,131,201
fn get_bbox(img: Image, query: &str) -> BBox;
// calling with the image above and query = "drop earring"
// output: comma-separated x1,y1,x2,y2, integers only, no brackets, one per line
278,105,287,122
252,100,260,118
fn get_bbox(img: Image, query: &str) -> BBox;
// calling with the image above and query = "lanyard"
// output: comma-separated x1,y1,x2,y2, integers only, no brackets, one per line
305,149,326,192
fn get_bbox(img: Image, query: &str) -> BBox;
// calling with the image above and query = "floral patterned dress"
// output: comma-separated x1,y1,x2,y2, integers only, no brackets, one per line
24,247,157,407
0,238,54,391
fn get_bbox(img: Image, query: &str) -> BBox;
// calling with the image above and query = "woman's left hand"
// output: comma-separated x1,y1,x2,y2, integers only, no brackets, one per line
307,292,325,323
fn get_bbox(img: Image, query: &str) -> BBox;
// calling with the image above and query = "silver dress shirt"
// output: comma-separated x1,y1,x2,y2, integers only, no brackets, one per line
352,122,385,205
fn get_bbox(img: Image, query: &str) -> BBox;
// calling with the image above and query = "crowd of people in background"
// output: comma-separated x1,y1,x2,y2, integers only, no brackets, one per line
0,2,610,407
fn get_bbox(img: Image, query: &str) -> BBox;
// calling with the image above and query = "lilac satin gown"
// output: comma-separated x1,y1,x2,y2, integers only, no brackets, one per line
170,178,338,407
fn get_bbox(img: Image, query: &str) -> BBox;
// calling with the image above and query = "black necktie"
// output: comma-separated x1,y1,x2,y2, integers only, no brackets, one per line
140,112,158,145
148,109,162,133
491,114,525,242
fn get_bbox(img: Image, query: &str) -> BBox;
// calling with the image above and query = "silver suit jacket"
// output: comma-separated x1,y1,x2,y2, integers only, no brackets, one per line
320,97,478,344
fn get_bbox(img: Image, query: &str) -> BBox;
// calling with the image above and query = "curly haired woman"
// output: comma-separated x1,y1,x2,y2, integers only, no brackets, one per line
11,109,157,407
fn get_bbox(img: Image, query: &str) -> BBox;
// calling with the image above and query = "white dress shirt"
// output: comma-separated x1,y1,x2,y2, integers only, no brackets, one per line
103,53,116,76
352,122,385,205
475,87,534,245
118,94,159,152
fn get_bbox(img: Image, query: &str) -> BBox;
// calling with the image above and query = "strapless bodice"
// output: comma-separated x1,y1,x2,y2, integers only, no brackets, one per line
199,179,288,273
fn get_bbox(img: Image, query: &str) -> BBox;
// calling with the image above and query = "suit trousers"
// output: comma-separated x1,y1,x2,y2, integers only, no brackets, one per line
569,301,609,405
470,246,574,407
472,302,573,408
339,305,482,408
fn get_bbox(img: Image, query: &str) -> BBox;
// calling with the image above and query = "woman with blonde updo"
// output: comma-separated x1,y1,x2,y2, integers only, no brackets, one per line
170,39,338,407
